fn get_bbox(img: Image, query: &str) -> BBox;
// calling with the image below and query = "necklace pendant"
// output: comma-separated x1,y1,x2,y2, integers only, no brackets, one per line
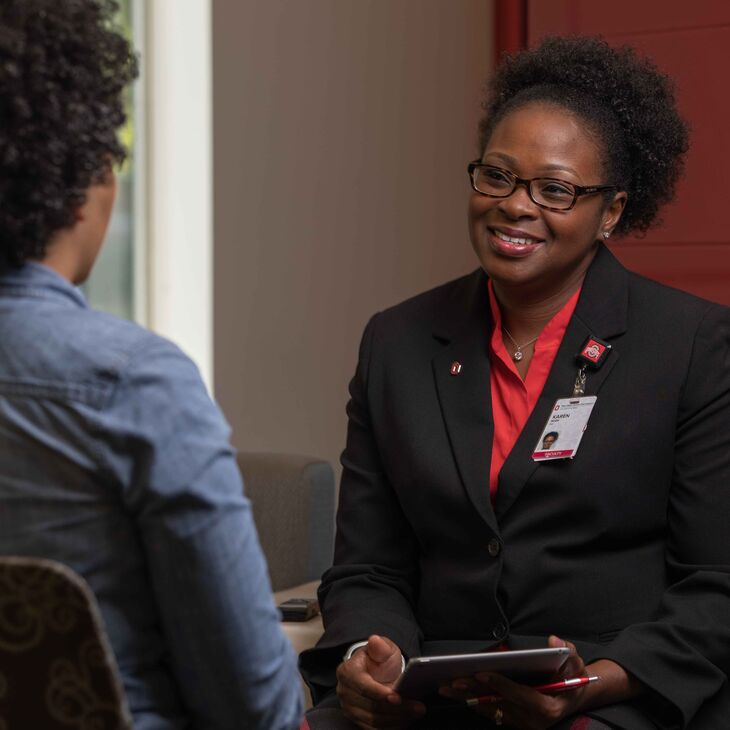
503,326,538,363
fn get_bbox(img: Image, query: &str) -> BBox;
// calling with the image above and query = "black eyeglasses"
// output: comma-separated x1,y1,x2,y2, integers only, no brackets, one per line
467,161,618,212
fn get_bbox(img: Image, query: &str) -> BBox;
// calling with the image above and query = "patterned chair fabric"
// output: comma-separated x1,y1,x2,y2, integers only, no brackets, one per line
0,557,132,730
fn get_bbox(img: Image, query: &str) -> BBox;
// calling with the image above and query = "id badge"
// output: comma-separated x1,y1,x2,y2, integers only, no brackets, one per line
532,396,597,461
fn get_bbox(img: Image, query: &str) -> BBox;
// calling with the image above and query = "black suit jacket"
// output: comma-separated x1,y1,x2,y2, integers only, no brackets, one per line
300,246,730,729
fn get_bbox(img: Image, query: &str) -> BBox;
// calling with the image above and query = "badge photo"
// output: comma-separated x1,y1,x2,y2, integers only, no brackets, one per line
533,396,597,461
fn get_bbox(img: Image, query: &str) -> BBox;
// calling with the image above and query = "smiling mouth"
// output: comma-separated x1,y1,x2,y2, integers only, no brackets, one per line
491,228,542,246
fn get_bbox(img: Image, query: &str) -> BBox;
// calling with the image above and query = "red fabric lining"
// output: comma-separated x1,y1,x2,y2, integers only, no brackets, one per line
570,716,593,730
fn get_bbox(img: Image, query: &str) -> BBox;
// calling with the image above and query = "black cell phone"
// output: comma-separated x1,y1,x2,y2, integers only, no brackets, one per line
277,597,319,622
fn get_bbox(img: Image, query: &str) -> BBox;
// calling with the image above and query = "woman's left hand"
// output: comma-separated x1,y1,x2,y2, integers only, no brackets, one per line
438,636,589,729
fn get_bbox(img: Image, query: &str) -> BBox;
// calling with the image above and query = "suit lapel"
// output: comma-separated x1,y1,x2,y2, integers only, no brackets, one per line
430,247,631,527
494,245,630,519
432,270,499,533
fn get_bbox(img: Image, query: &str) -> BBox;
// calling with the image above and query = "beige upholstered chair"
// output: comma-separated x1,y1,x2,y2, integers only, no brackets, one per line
237,452,335,706
0,556,132,730
237,452,335,593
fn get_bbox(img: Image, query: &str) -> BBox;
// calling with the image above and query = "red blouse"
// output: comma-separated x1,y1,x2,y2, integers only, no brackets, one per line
487,281,581,500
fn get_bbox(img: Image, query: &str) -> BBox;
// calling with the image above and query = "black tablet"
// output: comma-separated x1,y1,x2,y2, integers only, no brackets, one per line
393,647,571,699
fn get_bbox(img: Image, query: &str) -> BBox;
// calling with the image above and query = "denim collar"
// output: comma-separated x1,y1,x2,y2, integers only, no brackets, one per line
0,262,88,309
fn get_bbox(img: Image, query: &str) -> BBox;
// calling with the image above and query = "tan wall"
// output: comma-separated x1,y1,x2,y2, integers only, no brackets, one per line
213,0,494,472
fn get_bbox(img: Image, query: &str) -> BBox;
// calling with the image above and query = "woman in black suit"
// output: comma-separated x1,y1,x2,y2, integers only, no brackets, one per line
302,37,730,729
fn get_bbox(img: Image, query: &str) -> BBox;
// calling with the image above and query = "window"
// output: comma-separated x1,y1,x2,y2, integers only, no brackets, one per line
83,0,213,389
83,0,146,324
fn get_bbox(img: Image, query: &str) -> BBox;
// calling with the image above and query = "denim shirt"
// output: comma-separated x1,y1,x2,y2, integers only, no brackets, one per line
0,263,302,730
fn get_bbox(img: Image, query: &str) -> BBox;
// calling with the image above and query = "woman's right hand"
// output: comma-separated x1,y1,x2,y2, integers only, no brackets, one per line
336,634,426,729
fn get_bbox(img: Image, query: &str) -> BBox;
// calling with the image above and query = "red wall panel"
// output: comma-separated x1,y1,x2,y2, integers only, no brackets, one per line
525,1,730,305
529,0,730,38
494,0,527,62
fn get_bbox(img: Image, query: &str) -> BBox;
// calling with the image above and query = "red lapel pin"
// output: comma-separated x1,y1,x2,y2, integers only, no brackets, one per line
450,361,462,376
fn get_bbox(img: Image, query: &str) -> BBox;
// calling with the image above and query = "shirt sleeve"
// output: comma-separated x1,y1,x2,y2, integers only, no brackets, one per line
108,337,302,730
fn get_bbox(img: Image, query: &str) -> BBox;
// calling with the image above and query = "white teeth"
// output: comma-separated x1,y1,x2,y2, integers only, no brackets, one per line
494,229,538,245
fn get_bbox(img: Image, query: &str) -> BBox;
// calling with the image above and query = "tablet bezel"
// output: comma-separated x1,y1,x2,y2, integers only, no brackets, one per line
393,647,571,699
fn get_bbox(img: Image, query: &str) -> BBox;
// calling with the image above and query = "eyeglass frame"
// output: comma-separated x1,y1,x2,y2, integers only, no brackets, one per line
467,161,619,212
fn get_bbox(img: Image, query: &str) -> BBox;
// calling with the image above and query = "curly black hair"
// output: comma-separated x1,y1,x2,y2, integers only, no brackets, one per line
0,0,138,269
478,36,689,236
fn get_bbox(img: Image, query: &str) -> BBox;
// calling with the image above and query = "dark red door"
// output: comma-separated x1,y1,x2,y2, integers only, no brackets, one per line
525,1,730,305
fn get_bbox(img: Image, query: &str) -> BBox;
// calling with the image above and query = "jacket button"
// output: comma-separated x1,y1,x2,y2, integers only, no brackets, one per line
492,622,507,640
487,539,501,557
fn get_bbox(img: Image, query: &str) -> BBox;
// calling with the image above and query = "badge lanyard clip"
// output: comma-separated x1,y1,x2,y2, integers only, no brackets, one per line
572,335,612,396
572,364,587,397
533,335,611,462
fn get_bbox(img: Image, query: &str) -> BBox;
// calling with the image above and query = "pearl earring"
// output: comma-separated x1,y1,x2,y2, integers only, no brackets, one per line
602,231,610,240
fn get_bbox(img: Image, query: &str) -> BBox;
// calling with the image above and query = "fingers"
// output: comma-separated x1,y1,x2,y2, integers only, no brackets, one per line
365,634,398,663
439,674,494,701
445,691,510,728
547,635,567,648
336,637,425,729
337,654,396,703
477,671,533,700
363,635,406,685
548,635,586,678
463,675,563,730
472,667,584,728
439,641,592,729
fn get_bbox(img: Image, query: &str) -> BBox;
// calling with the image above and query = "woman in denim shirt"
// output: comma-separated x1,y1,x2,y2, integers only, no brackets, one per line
0,2,302,728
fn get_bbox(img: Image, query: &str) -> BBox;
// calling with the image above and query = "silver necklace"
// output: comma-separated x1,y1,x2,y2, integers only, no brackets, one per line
502,326,538,362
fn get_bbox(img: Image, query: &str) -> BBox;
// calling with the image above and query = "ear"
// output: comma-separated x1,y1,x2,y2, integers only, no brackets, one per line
600,191,627,239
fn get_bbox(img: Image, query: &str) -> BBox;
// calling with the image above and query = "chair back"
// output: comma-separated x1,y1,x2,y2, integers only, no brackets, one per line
0,556,132,730
237,453,335,591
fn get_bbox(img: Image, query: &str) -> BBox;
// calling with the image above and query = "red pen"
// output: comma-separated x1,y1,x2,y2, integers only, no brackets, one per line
464,676,600,706
533,676,600,693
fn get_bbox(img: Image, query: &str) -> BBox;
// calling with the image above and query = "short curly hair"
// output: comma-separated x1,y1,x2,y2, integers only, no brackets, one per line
478,36,689,236
0,0,138,269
